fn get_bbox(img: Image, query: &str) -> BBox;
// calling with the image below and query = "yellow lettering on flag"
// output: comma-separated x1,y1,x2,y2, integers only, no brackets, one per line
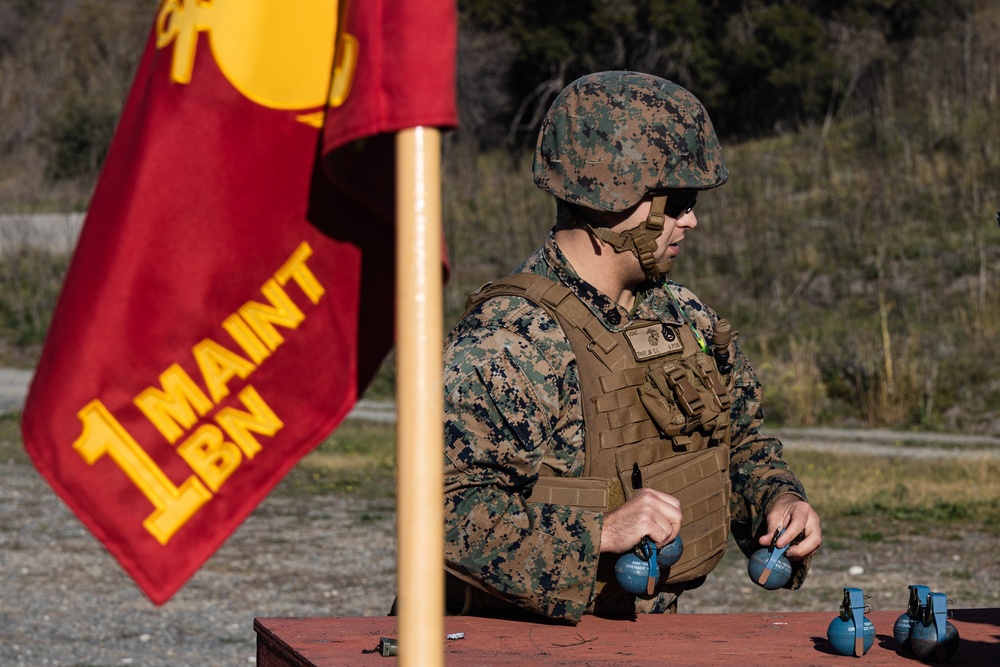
238,280,305,351
192,340,257,404
215,385,283,459
74,400,212,545
276,241,325,303
71,239,323,543
222,313,271,365
134,364,214,444
176,424,242,492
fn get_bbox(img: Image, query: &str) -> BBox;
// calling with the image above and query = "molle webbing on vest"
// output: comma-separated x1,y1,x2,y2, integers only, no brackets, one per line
524,476,621,513
613,442,730,583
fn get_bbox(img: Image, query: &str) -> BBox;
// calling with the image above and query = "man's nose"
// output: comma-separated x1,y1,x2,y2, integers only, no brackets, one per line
679,211,698,228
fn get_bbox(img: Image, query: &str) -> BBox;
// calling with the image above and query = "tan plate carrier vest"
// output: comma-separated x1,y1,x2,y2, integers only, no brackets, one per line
466,273,736,608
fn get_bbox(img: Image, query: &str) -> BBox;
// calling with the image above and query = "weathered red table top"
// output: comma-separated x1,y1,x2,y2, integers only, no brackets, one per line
255,607,998,665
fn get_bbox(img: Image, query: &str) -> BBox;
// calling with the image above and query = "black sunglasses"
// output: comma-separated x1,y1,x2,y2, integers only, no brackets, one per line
661,189,698,219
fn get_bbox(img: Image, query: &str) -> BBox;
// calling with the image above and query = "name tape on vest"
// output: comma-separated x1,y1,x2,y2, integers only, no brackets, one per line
624,323,683,360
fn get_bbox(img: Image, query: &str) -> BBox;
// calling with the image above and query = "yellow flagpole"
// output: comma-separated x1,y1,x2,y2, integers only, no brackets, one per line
394,126,444,667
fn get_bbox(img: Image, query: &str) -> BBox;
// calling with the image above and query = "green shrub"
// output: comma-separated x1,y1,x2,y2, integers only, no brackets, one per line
40,99,117,183
0,246,68,346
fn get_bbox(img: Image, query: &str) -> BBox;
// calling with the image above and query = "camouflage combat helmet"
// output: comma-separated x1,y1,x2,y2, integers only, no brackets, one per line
533,71,728,212
533,71,728,280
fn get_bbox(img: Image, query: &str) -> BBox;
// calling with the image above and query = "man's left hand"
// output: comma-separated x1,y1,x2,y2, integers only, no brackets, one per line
759,494,822,561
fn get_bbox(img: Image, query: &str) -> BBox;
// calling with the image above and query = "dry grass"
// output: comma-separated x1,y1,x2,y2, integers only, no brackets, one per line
785,449,1000,530
281,420,397,498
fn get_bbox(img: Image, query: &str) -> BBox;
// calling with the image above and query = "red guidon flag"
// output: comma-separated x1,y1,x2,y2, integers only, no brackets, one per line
20,0,456,604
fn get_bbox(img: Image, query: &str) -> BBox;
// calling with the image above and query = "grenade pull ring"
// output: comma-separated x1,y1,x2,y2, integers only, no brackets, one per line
908,585,932,617
756,527,791,587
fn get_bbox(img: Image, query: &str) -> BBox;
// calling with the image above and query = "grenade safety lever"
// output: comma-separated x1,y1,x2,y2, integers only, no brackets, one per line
910,591,960,662
929,593,949,662
845,588,868,657
748,527,792,590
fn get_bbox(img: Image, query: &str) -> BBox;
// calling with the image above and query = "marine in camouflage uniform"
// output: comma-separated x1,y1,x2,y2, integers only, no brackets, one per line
443,71,821,623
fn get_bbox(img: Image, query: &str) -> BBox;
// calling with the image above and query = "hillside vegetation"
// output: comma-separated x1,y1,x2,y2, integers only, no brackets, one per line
0,1,997,432
445,2,1000,434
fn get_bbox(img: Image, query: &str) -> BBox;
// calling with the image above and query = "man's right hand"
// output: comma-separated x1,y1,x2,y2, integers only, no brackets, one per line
599,488,683,554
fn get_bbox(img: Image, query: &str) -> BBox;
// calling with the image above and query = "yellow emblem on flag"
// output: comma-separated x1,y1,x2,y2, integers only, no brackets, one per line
155,0,357,112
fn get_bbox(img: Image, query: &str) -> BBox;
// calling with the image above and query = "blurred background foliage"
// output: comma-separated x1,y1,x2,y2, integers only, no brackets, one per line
0,0,997,433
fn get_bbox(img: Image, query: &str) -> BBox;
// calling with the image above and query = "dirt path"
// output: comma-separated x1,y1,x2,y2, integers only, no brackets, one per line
0,368,31,414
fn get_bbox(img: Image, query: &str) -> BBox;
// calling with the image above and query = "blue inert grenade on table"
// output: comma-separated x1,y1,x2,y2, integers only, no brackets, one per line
893,584,931,650
614,535,684,596
748,527,792,590
827,587,876,657
909,592,960,662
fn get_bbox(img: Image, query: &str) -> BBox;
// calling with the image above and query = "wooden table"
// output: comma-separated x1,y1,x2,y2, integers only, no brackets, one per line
256,608,998,665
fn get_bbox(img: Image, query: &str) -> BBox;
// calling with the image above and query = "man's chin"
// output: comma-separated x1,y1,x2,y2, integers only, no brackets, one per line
658,257,676,276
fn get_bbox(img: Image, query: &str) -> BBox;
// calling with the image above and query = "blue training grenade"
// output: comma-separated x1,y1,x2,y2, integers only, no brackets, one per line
616,463,684,595
827,587,876,657
614,536,684,596
614,537,658,595
894,584,931,649
748,527,793,590
909,592,960,662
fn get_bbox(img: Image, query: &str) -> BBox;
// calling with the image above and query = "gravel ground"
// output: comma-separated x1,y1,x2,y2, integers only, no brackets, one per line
1,461,399,667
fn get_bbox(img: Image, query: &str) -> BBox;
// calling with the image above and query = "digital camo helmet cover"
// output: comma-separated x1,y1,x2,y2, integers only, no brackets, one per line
533,71,728,212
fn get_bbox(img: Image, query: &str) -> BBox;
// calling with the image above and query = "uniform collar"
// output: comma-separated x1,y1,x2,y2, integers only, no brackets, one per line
528,235,685,331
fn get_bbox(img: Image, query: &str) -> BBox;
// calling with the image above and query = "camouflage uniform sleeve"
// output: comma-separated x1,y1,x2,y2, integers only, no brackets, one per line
670,284,811,588
726,340,812,586
443,297,601,622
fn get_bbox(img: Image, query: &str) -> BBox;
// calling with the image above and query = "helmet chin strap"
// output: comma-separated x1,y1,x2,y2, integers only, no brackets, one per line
583,195,671,280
